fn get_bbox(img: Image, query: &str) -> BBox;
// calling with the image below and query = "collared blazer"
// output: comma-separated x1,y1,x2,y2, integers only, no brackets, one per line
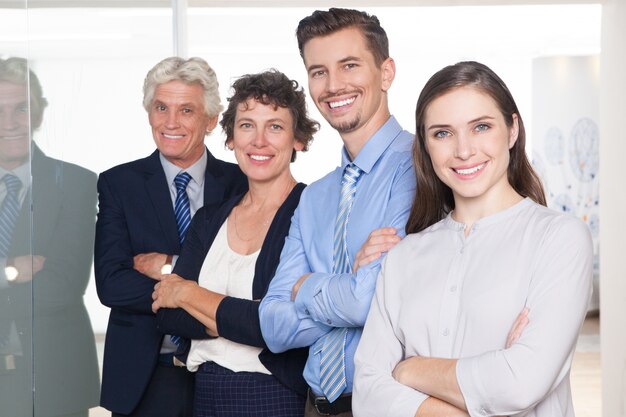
157,182,309,396
95,148,247,414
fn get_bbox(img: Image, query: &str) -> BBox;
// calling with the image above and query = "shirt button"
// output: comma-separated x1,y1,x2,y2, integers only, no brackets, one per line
443,328,449,336
326,319,332,325
304,309,310,315
450,285,457,292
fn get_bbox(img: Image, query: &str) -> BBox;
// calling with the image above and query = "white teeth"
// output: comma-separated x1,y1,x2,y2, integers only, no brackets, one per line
250,154,271,161
163,133,183,139
329,97,355,109
454,163,486,175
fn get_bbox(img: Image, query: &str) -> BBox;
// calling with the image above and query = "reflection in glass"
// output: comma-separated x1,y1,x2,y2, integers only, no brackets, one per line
0,57,100,417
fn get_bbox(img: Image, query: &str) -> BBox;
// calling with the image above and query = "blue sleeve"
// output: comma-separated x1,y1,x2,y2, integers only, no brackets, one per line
293,163,415,328
259,202,333,354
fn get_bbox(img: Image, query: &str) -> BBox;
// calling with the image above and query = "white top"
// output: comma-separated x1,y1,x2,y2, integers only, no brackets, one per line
186,221,270,374
353,198,593,417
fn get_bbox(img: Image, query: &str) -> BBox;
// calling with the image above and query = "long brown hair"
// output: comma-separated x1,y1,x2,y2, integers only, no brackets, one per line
406,61,546,235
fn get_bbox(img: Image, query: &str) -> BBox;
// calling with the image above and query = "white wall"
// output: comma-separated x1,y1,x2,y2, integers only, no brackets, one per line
600,1,626,415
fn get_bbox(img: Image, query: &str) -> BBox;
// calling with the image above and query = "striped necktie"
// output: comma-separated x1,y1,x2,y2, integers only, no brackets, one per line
318,163,363,402
174,172,192,244
170,172,193,350
0,174,22,258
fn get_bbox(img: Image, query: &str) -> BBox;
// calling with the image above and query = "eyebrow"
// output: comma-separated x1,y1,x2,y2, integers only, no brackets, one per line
338,55,362,64
426,115,496,131
306,55,362,73
236,117,287,124
152,99,197,108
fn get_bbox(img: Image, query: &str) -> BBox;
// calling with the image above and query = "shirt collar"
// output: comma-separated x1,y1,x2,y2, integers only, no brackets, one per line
159,148,207,187
340,116,402,174
0,162,30,188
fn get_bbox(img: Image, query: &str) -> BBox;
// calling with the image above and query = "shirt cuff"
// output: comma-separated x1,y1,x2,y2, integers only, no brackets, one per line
456,357,491,417
293,272,325,321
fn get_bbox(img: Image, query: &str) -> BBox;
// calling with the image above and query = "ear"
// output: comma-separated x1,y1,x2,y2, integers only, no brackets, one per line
381,57,396,92
205,115,219,134
508,114,519,149
225,138,234,150
293,139,305,152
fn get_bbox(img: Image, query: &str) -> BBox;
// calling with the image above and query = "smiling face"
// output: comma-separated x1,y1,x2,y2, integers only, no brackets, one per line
0,82,33,170
227,99,303,185
148,80,217,168
303,27,394,156
424,86,519,207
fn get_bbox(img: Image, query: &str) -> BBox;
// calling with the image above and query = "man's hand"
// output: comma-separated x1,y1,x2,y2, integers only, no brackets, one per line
291,273,311,301
354,227,400,272
7,255,46,283
133,252,170,280
151,273,192,312
506,307,530,348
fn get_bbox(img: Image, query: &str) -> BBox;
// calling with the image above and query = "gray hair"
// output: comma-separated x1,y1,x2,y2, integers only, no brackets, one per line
142,56,223,117
0,57,48,126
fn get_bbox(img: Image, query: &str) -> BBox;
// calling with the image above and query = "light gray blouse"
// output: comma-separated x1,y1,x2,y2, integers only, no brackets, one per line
353,198,593,417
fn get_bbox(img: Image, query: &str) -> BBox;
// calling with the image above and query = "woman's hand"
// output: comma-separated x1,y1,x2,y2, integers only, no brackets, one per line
393,356,466,411
354,227,401,272
151,274,196,312
506,307,530,348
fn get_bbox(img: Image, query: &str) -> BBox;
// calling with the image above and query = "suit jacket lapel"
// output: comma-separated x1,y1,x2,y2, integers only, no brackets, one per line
202,150,226,207
144,151,180,252
10,146,62,256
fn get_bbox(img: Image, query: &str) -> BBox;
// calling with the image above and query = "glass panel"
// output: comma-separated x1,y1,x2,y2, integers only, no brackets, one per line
1,2,34,416
2,4,174,416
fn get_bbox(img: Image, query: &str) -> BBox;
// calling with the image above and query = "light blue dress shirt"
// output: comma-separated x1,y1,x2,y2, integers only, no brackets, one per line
259,116,415,396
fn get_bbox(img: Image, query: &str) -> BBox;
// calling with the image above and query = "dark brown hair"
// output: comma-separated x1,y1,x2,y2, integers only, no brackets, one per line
406,61,546,234
220,69,319,162
296,8,389,67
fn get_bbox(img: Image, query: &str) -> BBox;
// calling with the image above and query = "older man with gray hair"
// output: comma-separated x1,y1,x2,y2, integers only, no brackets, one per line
95,56,247,417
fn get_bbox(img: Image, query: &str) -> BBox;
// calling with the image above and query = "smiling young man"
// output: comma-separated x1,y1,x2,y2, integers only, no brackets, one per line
259,8,415,417
95,57,247,417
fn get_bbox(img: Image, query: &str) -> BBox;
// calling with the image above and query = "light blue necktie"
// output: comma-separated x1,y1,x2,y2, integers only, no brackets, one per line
0,174,22,258
318,163,363,402
174,172,192,244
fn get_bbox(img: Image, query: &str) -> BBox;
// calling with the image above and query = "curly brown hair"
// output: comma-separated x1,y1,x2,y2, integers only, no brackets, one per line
220,69,319,162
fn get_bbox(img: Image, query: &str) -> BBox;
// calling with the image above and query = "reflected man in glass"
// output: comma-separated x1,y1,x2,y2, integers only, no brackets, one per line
0,57,100,417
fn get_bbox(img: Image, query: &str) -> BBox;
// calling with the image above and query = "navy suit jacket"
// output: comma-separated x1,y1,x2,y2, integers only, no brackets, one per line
95,149,247,414
157,183,309,396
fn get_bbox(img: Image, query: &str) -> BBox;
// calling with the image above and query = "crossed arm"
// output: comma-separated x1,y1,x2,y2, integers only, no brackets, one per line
354,218,593,417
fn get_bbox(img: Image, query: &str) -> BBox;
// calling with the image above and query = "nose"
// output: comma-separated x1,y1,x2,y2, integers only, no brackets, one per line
326,70,346,94
0,110,20,131
164,110,179,129
251,127,268,148
454,133,475,160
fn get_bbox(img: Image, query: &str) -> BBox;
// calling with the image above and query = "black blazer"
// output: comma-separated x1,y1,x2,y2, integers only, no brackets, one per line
0,145,100,416
95,149,247,414
157,182,309,396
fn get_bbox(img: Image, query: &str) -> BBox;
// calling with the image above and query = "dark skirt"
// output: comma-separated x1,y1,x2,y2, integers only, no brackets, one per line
194,361,305,417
